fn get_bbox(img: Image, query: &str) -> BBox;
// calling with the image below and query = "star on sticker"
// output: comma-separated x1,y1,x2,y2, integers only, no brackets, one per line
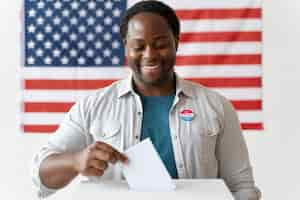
53,17,61,25
87,17,95,25
86,33,95,41
79,9,87,17
78,41,86,49
61,41,69,49
45,24,52,33
103,49,111,57
103,32,112,41
61,25,69,33
104,16,112,25
53,33,61,41
36,17,44,25
70,49,77,57
113,8,121,17
78,57,86,65
70,33,77,41
78,25,86,33
96,9,104,17
37,1,45,9
53,49,61,57
112,24,119,33
112,56,120,65
95,41,103,49
62,9,70,17
88,1,96,10
70,17,78,25
36,33,44,41
95,25,103,33
86,49,94,57
112,41,120,49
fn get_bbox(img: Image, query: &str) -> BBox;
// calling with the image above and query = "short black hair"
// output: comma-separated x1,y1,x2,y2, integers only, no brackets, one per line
120,0,180,41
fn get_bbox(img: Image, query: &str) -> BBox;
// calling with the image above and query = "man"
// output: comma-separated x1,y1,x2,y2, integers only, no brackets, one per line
31,1,261,199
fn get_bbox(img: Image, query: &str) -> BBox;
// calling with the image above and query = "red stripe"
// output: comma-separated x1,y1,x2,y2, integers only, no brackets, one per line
187,77,261,87
24,100,261,113
24,102,74,112
241,123,263,130
22,125,59,133
176,55,261,65
24,77,261,90
23,123,263,133
231,100,262,110
180,32,261,42
176,8,261,19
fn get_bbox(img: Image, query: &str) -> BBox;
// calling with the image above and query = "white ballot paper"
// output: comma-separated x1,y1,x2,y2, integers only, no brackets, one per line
121,138,176,191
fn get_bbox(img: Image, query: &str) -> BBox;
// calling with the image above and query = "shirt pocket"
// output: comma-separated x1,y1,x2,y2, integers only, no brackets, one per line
89,120,121,148
191,122,220,163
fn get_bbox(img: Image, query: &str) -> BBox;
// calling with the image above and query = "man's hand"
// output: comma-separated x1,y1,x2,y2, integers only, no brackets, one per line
73,141,128,177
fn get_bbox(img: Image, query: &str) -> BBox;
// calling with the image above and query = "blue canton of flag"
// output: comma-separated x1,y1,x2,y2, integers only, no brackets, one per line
24,0,126,67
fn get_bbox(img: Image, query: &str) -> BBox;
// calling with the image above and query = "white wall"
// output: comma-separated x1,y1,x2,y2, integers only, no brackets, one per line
0,1,299,199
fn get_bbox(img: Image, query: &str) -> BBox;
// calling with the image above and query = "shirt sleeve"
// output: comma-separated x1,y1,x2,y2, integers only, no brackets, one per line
216,96,261,200
30,100,91,198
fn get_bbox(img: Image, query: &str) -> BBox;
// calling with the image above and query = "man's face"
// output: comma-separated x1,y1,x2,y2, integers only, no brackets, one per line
125,12,178,87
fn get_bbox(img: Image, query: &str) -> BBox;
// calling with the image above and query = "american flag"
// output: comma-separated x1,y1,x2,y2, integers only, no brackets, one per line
21,0,263,133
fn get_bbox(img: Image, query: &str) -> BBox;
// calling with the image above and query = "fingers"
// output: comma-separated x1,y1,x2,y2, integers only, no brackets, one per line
93,141,128,164
82,167,104,177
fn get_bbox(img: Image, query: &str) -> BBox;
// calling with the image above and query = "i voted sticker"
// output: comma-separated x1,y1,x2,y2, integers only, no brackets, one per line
180,109,195,121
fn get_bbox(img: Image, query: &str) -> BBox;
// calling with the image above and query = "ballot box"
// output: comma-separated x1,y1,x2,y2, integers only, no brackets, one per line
48,179,234,200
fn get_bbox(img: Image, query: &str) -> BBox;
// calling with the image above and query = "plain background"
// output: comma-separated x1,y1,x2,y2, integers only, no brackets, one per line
0,1,299,199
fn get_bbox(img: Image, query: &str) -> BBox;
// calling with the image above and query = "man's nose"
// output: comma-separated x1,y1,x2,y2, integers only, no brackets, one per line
142,45,158,59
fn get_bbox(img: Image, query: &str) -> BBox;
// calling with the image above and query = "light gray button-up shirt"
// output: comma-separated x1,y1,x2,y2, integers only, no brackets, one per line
31,75,261,199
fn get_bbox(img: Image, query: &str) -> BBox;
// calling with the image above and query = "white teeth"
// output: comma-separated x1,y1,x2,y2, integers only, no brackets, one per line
143,65,159,69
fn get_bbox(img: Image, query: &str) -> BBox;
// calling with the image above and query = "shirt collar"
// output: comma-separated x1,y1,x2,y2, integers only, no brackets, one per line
117,73,194,99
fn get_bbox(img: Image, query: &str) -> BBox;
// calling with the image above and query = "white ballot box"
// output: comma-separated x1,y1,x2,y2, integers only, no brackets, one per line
48,179,234,200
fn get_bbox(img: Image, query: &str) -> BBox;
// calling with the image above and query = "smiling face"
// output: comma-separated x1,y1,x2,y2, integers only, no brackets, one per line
125,12,178,90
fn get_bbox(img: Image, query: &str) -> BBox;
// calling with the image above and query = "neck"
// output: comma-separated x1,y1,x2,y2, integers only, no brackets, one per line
133,76,175,96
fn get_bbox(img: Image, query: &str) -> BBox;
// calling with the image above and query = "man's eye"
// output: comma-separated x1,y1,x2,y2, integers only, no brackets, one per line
133,46,144,51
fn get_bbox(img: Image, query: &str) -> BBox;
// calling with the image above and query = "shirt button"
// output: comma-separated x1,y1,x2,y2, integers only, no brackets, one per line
135,135,139,140
137,111,142,116
174,135,178,140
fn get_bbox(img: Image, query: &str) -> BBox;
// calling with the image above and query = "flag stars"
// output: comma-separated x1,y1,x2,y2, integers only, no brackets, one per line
27,24,36,33
105,1,113,10
36,32,44,41
79,9,87,17
78,57,86,65
53,16,61,25
113,8,121,17
112,24,119,33
27,40,35,49
112,56,120,65
71,1,79,10
78,41,86,49
44,57,52,64
37,1,45,9
78,25,86,33
27,57,35,65
95,25,103,33
61,25,69,33
61,41,69,49
103,32,112,41
96,9,104,17
52,49,61,57
53,33,61,41
28,9,36,17
70,49,77,57
70,33,77,41
44,24,52,33
95,41,103,49
103,49,111,57
104,16,112,25
62,9,70,17
70,17,78,25
36,17,45,25
88,1,96,10
86,49,94,57
45,9,53,17
36,48,44,57
54,1,62,9
87,17,95,25
61,56,69,65
112,40,120,49
95,57,103,65
44,40,52,49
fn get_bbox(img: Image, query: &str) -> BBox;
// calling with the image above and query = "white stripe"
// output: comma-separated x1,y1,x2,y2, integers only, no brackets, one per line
175,65,262,78
128,0,262,9
22,65,261,79
22,88,261,102
177,42,261,55
238,111,263,123
22,110,263,125
22,67,130,79
181,19,261,32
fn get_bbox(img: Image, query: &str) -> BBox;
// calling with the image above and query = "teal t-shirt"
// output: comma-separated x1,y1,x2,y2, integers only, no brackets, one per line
140,94,178,179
